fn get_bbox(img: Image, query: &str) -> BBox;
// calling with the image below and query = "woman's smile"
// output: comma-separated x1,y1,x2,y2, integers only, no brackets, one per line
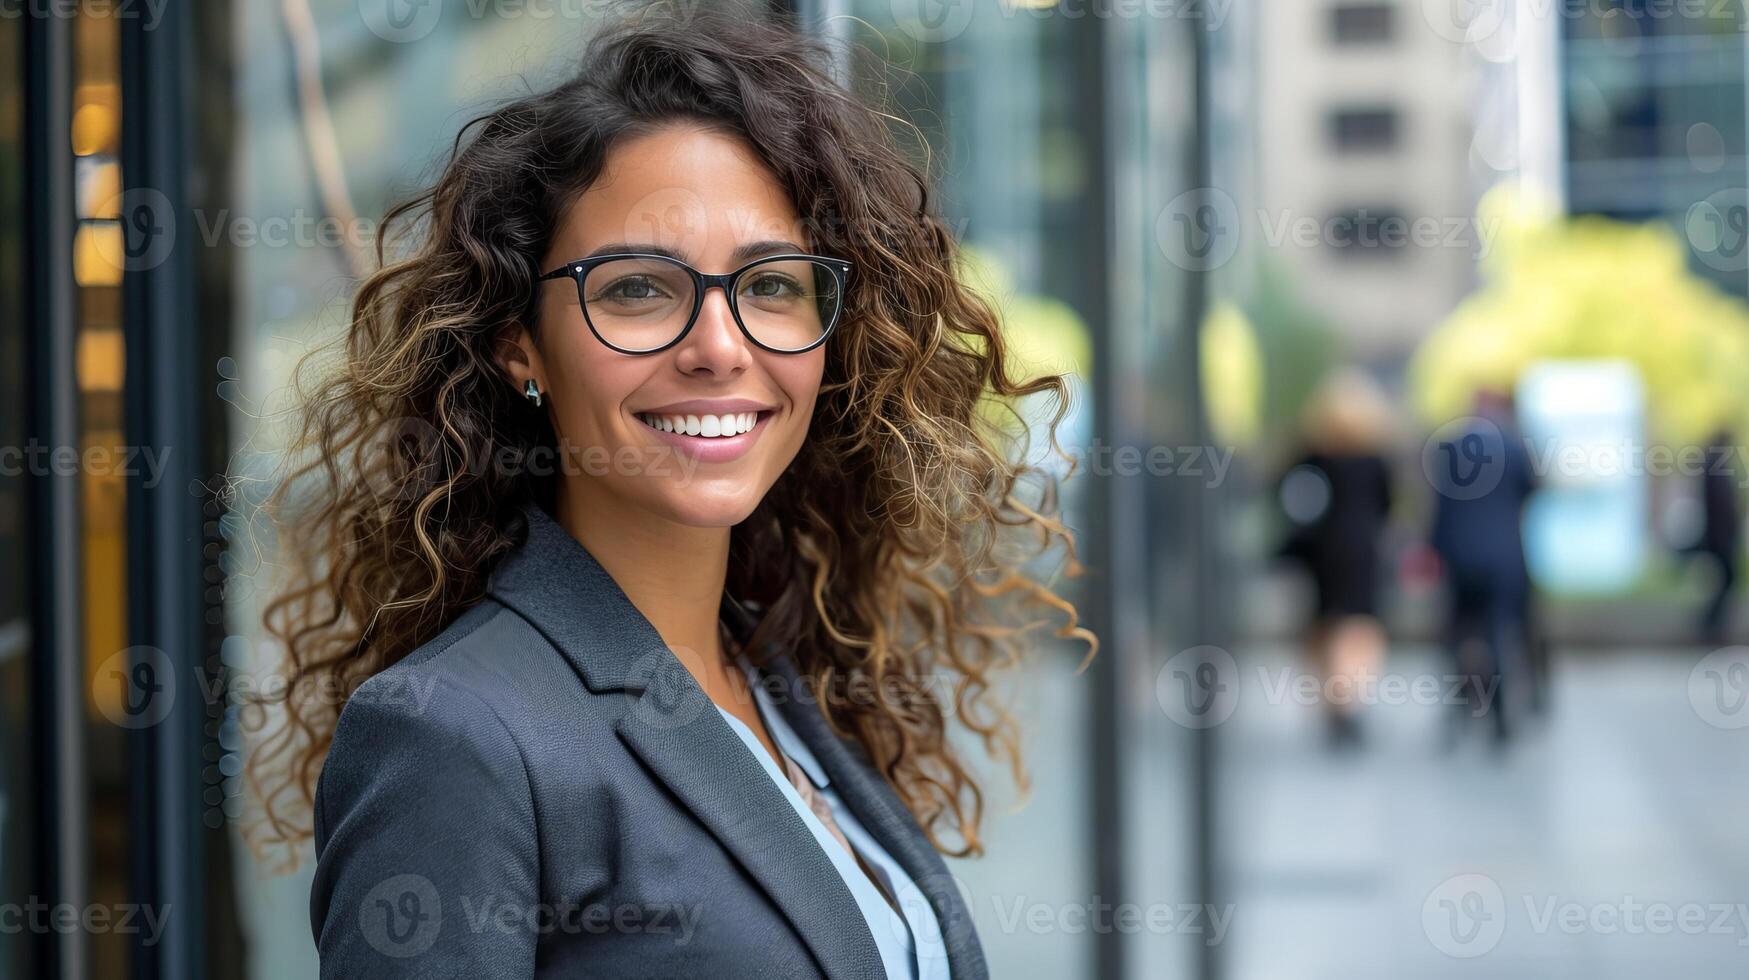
630,397,778,464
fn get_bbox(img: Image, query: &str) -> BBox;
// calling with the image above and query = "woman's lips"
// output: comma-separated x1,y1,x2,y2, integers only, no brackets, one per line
633,410,773,464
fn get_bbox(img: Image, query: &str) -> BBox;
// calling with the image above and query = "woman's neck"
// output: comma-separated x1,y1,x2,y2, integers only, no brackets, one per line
554,480,731,667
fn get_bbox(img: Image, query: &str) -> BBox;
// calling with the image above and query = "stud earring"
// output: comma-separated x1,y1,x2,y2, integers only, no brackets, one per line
523,378,542,407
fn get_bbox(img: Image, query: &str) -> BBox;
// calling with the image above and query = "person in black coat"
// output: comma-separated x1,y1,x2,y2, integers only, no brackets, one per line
1279,369,1396,749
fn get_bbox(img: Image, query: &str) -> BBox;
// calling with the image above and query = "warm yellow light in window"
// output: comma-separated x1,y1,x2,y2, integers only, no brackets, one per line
71,103,117,156
77,328,126,393
71,83,120,155
74,221,125,287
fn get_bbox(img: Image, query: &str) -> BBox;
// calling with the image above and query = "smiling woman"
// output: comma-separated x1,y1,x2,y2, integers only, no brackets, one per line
248,4,1093,978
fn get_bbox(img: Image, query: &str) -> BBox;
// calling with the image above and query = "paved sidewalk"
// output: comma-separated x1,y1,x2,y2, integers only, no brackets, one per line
1218,644,1749,980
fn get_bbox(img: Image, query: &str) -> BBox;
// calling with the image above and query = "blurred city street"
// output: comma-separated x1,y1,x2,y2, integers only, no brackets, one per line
952,641,1749,980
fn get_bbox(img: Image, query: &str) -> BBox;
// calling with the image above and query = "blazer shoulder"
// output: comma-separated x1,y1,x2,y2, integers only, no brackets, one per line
314,603,529,796
346,597,566,715
315,600,564,836
309,603,545,970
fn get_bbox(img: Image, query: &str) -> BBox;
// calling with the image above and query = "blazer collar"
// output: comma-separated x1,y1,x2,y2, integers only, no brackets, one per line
484,499,678,693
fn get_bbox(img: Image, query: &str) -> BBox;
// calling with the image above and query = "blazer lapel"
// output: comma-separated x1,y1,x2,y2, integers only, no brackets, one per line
614,665,887,980
758,653,991,980
486,501,885,980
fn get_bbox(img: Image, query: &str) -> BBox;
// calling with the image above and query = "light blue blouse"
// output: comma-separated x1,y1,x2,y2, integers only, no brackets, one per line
713,659,952,980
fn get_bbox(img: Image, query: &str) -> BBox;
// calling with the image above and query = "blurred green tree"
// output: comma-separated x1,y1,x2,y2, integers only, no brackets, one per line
1411,184,1749,444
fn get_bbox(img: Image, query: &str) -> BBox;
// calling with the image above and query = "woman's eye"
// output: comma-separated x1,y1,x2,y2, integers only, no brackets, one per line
743,273,801,299
599,277,667,302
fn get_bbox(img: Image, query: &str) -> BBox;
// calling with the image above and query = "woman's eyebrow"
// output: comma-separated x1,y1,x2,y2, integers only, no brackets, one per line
577,240,806,264
582,242,684,260
729,240,807,264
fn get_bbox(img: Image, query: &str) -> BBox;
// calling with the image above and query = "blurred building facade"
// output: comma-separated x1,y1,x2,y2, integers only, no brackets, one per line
1250,0,1480,365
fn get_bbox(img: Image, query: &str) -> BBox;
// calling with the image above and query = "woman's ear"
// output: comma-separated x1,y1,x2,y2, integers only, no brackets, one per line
494,324,545,395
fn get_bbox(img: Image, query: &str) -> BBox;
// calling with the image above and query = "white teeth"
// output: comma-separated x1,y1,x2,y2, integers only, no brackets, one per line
638,411,764,437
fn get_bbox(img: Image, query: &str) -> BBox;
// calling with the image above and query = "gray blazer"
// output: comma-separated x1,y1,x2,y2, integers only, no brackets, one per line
309,499,988,979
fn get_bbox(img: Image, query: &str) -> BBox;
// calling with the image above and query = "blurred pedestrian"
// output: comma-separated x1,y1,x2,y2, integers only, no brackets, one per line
1429,390,1537,747
1277,369,1395,750
1695,427,1742,644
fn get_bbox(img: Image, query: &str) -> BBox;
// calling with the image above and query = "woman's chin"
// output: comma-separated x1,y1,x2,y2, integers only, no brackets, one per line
646,483,765,529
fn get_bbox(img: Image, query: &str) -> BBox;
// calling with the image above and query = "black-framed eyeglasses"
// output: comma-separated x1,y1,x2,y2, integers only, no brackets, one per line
537,252,852,355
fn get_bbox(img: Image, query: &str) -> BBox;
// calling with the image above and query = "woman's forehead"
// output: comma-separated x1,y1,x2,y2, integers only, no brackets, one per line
554,130,808,266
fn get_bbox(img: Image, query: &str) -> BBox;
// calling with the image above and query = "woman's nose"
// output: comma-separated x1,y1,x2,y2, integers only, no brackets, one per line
674,286,751,377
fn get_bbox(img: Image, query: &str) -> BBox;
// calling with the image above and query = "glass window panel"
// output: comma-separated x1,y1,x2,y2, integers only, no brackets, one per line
833,5,1101,976
219,5,627,977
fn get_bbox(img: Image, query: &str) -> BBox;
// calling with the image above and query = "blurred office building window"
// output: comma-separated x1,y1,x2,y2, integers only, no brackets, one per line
1325,205,1411,258
1329,3,1395,45
1327,106,1400,153
1562,0,1748,292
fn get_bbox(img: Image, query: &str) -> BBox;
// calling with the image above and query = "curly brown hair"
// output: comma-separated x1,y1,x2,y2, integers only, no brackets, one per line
250,2,1093,861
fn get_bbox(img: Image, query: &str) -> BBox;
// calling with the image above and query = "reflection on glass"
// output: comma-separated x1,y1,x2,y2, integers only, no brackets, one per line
839,6,1105,977
71,5,130,979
